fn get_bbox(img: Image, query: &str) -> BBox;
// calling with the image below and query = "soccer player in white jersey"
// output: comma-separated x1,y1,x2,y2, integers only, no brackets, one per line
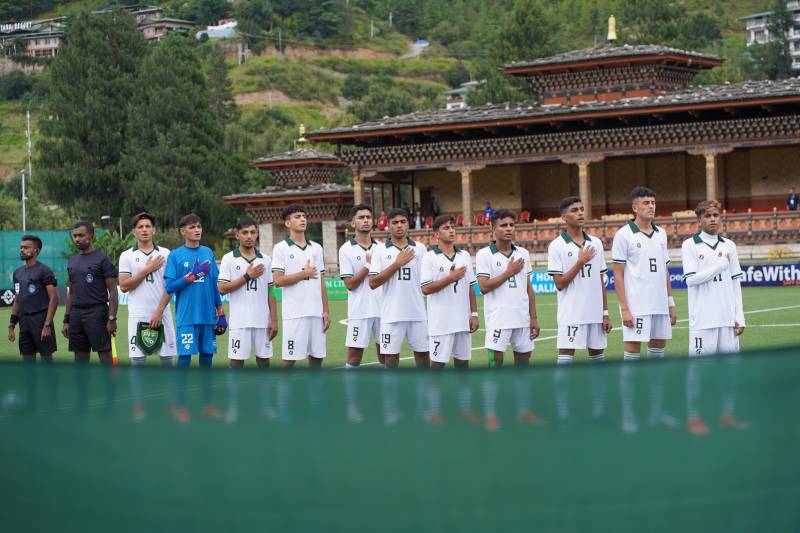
611,186,677,360
219,218,277,368
118,212,177,366
476,209,540,367
369,208,429,368
548,197,612,364
682,200,746,435
272,204,330,368
339,204,383,368
681,200,745,356
421,215,479,368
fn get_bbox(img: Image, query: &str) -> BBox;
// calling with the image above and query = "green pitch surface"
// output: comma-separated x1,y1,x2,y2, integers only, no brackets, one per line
0,351,798,532
0,286,797,365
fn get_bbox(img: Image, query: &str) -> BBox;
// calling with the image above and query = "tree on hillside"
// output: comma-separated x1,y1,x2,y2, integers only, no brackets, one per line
208,48,239,124
491,0,555,64
36,9,147,222
349,84,414,122
120,34,238,232
765,0,796,79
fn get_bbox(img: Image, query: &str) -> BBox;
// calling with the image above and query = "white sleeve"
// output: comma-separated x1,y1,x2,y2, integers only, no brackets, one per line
265,257,274,286
683,246,728,287
271,244,285,273
368,247,382,276
729,242,744,279
315,244,325,273
611,230,627,264
475,249,490,278
661,233,671,264
467,254,477,285
524,250,533,277
730,242,745,325
339,246,353,278
594,239,608,273
118,251,131,276
218,255,232,282
546,242,562,275
420,253,434,286
680,241,698,282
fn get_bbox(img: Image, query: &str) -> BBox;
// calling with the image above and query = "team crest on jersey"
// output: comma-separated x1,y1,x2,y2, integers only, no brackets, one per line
135,258,140,262
183,261,189,268
356,256,361,260
388,255,392,260
85,273,94,283
496,261,501,266
289,254,294,259
27,283,36,294
236,265,241,270
439,267,444,272
568,252,573,257
636,243,642,248
699,254,704,260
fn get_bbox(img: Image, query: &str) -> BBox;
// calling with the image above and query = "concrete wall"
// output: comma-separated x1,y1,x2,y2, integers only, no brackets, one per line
413,165,522,216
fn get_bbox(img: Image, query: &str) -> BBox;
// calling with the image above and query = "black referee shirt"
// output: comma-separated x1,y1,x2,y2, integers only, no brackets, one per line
67,251,118,307
13,261,57,315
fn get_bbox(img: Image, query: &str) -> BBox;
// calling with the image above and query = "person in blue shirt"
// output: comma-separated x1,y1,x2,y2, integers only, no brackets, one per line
789,187,798,211
164,214,227,368
484,202,494,224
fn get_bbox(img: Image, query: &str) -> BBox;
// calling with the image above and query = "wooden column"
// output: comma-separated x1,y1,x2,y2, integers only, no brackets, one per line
352,170,363,204
688,147,733,202
562,156,604,220
447,164,485,226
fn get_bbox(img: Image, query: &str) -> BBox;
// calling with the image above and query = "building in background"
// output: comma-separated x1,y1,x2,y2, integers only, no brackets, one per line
741,0,800,71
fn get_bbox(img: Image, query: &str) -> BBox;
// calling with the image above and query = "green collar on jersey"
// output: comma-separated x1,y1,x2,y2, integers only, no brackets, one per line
350,237,377,251
285,237,309,250
628,220,658,238
489,241,516,257
432,245,459,261
386,238,416,249
132,243,159,254
233,248,263,261
693,233,724,250
561,230,590,247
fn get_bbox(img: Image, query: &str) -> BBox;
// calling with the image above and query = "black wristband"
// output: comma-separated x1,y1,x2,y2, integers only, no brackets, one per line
9,314,18,327
62,314,70,324
243,273,251,282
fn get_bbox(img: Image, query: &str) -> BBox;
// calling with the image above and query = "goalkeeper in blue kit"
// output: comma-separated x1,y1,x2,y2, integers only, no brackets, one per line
165,214,227,368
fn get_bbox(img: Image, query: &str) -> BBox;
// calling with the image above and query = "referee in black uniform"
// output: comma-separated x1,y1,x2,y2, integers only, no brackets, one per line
7,235,59,361
62,221,119,364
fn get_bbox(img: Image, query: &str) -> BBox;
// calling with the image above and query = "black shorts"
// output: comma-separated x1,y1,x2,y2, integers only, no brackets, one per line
68,305,110,353
19,310,57,357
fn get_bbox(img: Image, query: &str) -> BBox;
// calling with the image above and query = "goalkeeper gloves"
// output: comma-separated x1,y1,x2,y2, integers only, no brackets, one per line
214,306,227,336
184,259,211,283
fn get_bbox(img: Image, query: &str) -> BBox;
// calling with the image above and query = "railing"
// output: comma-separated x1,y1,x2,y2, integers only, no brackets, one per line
371,209,800,253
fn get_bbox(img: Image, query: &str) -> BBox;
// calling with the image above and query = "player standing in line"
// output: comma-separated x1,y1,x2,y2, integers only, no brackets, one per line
421,215,479,368
164,214,227,368
369,208,429,368
9,235,58,362
681,200,746,435
219,218,277,368
476,209,540,366
272,205,329,368
62,221,119,363
339,204,383,368
548,196,612,364
119,212,177,366
612,187,677,432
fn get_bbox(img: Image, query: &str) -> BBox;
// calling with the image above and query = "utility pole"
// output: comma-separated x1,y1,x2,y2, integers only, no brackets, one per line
26,110,32,190
278,28,282,54
20,169,26,231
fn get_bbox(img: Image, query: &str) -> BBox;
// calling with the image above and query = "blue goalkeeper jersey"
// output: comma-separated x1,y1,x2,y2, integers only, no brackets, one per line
165,244,221,327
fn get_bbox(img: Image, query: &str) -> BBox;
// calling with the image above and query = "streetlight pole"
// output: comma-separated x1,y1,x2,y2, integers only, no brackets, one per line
20,169,26,231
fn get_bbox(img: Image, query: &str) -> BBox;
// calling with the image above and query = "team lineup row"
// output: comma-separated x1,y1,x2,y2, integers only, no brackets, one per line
8,186,745,368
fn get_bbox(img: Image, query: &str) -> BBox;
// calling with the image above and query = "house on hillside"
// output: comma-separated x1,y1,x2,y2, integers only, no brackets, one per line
741,0,800,71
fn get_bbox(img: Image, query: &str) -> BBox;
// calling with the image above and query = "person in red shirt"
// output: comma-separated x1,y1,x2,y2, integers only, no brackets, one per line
377,211,388,231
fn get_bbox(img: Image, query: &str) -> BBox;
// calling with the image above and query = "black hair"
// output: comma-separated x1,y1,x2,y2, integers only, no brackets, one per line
236,217,258,230
387,208,408,221
131,212,156,228
73,220,94,235
20,234,42,251
630,186,657,200
432,214,455,231
491,209,516,226
178,214,201,228
281,204,307,221
349,203,373,219
559,196,582,213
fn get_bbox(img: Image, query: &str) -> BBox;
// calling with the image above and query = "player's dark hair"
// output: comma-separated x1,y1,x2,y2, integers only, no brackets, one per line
20,234,42,251
432,214,455,231
282,204,306,221
178,214,201,228
387,208,407,221
559,196,581,213
73,220,94,235
349,203,373,219
631,186,657,200
491,209,516,227
236,217,258,230
131,212,156,228
694,200,722,218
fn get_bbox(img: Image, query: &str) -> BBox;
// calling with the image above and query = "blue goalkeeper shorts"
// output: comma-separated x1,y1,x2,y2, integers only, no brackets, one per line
176,325,217,356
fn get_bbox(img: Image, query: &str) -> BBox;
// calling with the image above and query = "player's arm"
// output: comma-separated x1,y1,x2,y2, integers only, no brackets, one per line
551,245,596,291
342,261,370,290
43,283,58,339
7,296,20,342
420,257,465,295
477,257,525,294
62,282,72,338
601,269,612,333
683,258,728,286
105,276,118,335
149,291,172,328
611,233,633,327
321,274,330,332
119,255,164,292
526,272,540,339
267,287,278,340
731,244,746,335
369,248,414,289
272,260,317,288
468,282,479,333
165,256,211,294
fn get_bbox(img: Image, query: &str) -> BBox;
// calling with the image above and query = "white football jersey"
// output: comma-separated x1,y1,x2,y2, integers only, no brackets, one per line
681,233,745,330
611,221,670,316
421,246,476,336
271,238,325,320
219,249,273,329
369,239,427,324
547,231,607,325
339,238,381,320
475,243,533,331
119,245,170,316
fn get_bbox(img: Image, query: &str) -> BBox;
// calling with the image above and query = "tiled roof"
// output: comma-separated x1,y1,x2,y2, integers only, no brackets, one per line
308,78,800,138
251,149,342,166
223,182,352,201
502,44,721,70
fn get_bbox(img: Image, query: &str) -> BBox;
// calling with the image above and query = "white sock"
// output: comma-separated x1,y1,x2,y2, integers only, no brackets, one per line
130,356,146,366
647,347,665,359
589,353,605,363
557,354,573,365
345,362,356,369
623,351,640,361
159,356,174,367
378,363,386,369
